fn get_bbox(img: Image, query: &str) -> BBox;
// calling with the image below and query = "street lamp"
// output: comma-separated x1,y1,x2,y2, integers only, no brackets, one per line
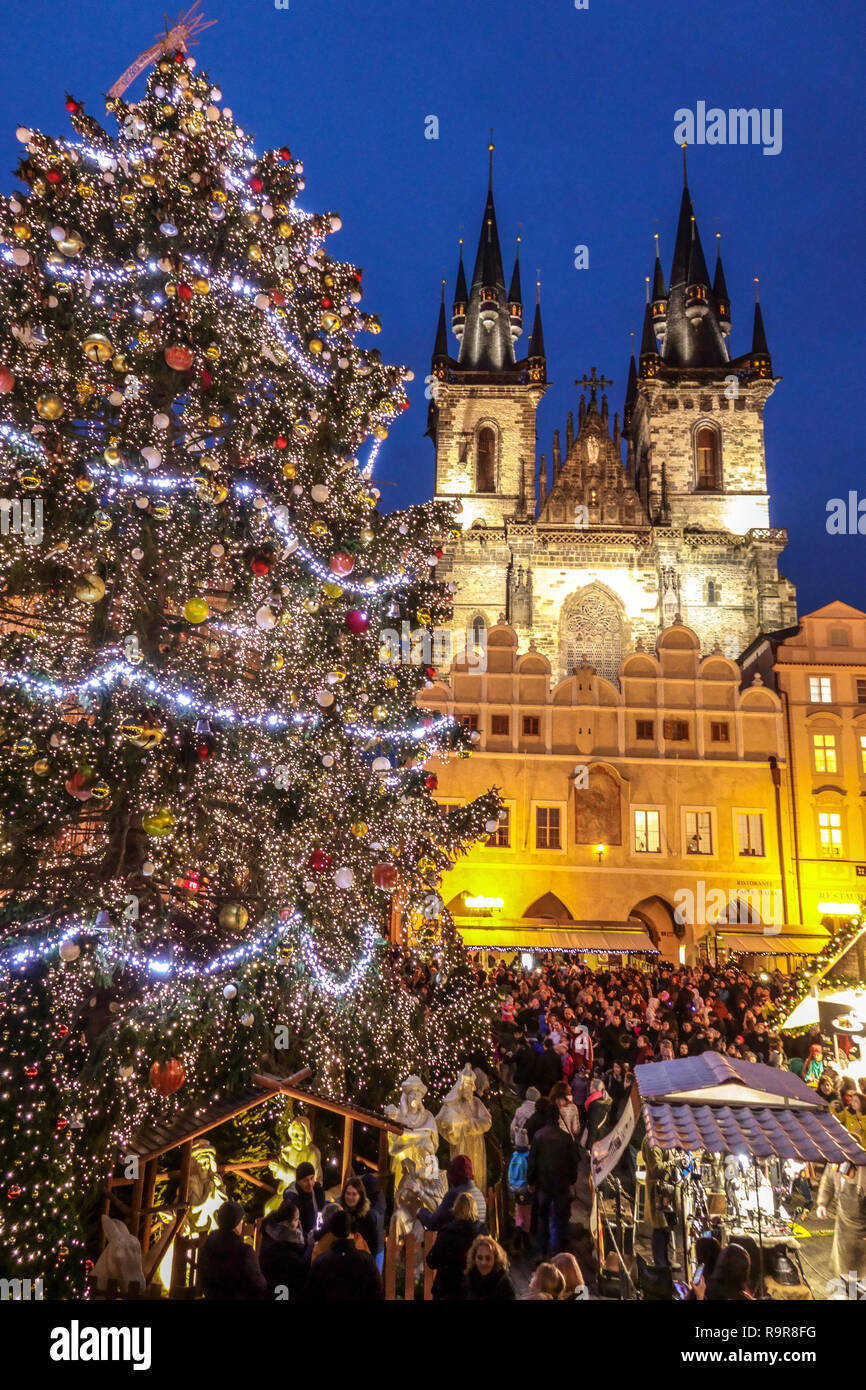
596,843,606,864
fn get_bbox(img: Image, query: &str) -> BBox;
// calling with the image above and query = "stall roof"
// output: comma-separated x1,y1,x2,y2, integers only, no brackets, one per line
635,1054,866,1164
456,923,658,954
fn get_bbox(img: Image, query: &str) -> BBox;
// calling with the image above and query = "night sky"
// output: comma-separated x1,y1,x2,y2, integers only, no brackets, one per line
2,0,863,617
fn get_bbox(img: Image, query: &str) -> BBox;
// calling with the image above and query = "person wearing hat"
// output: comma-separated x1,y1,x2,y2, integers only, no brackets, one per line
418,1154,488,1230
198,1200,267,1300
284,1161,326,1242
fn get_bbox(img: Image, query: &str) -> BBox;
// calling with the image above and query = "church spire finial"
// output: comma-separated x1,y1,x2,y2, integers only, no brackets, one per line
488,130,495,191
681,140,689,186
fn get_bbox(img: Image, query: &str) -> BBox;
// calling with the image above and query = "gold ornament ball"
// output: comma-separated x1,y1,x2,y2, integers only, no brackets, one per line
33,758,51,776
218,901,249,933
14,738,36,758
74,573,106,604
36,392,65,421
83,332,113,364
183,598,210,625
352,821,368,838
142,806,175,838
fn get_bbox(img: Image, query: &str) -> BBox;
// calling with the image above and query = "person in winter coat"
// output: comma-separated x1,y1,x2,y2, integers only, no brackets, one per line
527,1101,578,1257
418,1154,488,1229
426,1192,485,1300
465,1235,517,1300
817,1162,866,1287
199,1201,267,1301
510,1086,541,1146
305,1210,384,1301
641,1138,677,1268
339,1176,380,1257
258,1196,308,1299
699,1243,753,1301
535,1037,564,1093
283,1162,326,1242
549,1080,581,1141
360,1171,386,1268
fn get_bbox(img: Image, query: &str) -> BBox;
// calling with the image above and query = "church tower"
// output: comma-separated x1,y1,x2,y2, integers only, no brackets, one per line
624,150,796,645
427,144,547,532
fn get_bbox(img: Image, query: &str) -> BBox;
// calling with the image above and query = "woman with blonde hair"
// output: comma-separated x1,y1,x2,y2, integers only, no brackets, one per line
528,1261,567,1300
550,1251,588,1300
465,1234,517,1300
426,1192,484,1301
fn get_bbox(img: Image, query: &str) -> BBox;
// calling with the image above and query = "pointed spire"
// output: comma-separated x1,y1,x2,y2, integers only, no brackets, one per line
471,138,506,293
452,238,467,342
508,235,524,342
639,296,661,379
623,330,637,435
457,139,514,372
662,152,729,368
652,233,666,301
538,454,548,507
432,278,448,362
566,410,575,452
713,231,731,337
749,278,772,376
685,216,712,320
454,237,468,303
526,276,546,379
552,428,562,478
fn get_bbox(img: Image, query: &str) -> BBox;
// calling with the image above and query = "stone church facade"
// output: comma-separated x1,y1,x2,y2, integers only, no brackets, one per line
426,146,798,684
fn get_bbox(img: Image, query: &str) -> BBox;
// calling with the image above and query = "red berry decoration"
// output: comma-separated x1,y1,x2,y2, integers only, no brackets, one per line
372,863,398,892
329,551,355,577
56,1116,69,1131
308,848,331,873
149,1058,185,1096
425,773,438,791
345,609,370,635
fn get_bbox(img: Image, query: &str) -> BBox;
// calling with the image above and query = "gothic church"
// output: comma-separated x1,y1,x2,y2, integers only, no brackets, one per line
426,146,797,683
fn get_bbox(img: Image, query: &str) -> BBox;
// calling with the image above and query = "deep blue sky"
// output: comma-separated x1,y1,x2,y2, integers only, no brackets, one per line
3,0,863,616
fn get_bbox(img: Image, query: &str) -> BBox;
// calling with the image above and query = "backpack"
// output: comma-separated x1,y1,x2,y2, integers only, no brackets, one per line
507,1148,529,1193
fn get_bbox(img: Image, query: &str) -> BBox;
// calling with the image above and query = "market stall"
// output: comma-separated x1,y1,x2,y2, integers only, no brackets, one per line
631,1054,866,1296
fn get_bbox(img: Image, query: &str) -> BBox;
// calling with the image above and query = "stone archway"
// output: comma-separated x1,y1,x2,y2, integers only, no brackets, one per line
560,583,626,685
629,895,679,948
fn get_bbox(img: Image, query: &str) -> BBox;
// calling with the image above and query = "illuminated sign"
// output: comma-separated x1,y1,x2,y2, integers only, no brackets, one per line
817,902,860,915
464,895,504,910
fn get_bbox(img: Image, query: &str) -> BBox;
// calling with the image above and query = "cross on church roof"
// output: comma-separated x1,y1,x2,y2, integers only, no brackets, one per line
574,366,613,401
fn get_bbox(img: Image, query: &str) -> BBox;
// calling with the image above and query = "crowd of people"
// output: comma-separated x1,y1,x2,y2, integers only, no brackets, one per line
191,949,864,1300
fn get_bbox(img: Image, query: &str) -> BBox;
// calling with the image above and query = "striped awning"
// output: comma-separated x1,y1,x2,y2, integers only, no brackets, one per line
707,931,828,955
456,923,657,953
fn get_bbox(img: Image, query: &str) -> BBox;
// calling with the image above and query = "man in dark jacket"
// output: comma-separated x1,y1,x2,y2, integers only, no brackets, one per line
305,1210,384,1300
535,1037,564,1094
526,1101,578,1257
199,1200,267,1300
285,1162,326,1242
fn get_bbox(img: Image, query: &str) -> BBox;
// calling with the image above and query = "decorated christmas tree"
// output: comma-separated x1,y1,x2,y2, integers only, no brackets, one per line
0,35,499,1294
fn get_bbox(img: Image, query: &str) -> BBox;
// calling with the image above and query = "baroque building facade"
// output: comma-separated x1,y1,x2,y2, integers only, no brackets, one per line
426,148,797,683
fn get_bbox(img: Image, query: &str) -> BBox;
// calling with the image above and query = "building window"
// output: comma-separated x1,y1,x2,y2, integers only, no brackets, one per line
663,719,689,742
695,426,720,490
535,806,561,850
860,733,866,773
857,679,866,705
818,810,842,856
471,615,486,647
706,580,720,606
491,714,510,736
460,713,479,732
486,807,510,847
809,676,833,703
522,715,540,737
737,813,765,857
476,426,496,494
829,628,850,647
812,732,837,773
636,719,655,741
634,809,661,854
710,721,730,743
685,811,713,855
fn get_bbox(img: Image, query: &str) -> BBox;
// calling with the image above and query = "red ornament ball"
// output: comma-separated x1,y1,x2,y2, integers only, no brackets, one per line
279,146,292,161
251,554,271,575
329,551,355,577
177,282,193,301
46,169,62,185
372,863,398,892
275,435,288,449
200,367,213,389
164,344,194,372
149,1058,185,1096
196,741,211,761
7,1186,22,1200
249,175,263,193
65,97,79,114
424,773,438,791
345,609,370,635
24,1064,38,1078
0,366,15,393
308,848,332,873
271,290,286,307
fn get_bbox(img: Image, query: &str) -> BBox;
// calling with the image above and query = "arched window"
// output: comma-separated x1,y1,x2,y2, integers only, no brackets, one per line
695,426,720,490
706,579,720,606
476,427,496,493
561,588,624,685
471,615,486,645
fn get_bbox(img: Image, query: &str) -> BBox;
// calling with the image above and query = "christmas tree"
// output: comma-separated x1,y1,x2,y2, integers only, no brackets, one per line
0,41,499,1294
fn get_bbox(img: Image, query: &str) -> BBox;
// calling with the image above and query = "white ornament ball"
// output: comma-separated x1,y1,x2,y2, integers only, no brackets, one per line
153,412,170,430
484,819,499,835
50,225,66,242
59,941,80,962
15,126,32,143
321,753,335,768
330,214,342,232
255,604,277,631
210,544,225,558
254,293,270,310
316,689,334,708
131,547,144,561
334,866,355,889
141,446,162,469
223,983,238,1000
240,1012,254,1027
11,249,30,266
310,484,329,503
372,756,391,774
142,860,155,876
108,391,124,406
120,1064,134,1080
